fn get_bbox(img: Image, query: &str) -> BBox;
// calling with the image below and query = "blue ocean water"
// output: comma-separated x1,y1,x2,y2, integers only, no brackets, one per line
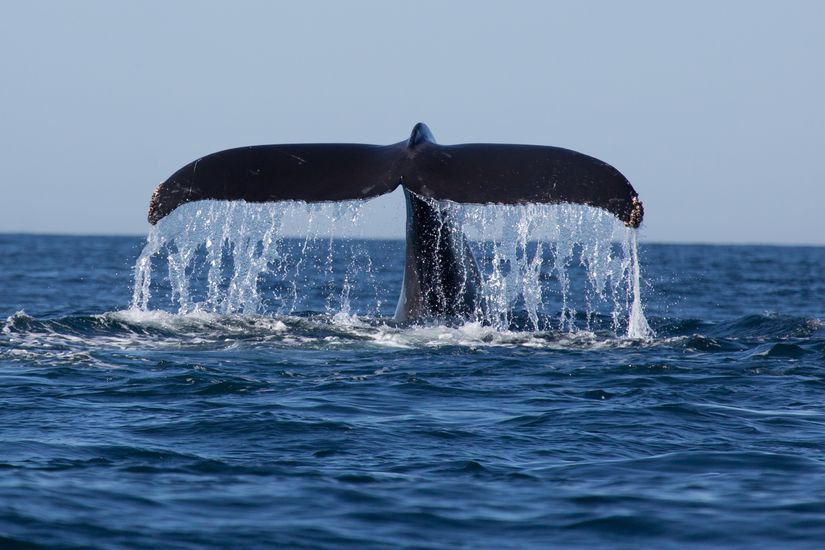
2,225,825,548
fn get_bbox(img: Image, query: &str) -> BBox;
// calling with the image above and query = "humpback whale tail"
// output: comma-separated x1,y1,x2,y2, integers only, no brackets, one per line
148,122,642,228
147,123,644,322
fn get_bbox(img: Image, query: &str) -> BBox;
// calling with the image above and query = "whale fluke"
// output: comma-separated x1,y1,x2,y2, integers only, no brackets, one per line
149,122,643,227
147,123,644,322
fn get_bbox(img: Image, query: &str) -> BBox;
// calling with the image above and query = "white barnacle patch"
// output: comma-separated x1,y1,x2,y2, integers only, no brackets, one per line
625,196,644,228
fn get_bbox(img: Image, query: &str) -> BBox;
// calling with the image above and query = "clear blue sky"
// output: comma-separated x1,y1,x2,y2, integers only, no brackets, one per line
1,1,823,244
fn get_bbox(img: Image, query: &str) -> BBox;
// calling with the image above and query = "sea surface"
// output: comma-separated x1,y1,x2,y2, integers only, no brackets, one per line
2,229,825,549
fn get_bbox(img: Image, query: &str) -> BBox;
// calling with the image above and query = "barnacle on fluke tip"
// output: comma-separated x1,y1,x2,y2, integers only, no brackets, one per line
626,196,644,229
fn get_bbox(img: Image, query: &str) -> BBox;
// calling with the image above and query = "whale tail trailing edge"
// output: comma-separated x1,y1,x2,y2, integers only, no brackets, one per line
148,122,643,227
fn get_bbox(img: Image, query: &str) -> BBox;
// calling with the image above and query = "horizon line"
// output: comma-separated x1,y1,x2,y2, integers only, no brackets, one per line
1,231,823,249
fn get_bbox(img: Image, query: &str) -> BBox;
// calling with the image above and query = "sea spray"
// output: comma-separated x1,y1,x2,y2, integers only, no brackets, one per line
131,198,653,337
627,231,654,338
131,200,371,316
452,201,652,336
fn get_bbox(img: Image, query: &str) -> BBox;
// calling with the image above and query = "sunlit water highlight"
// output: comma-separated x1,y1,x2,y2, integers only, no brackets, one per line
130,200,652,339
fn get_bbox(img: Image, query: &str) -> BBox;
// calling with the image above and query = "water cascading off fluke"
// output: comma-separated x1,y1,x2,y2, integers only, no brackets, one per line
131,199,653,338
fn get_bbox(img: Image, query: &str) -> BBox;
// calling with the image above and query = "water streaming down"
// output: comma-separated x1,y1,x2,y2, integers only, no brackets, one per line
130,199,652,338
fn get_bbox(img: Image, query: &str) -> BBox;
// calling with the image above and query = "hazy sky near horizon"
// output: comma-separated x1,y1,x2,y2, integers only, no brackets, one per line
1,1,823,244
